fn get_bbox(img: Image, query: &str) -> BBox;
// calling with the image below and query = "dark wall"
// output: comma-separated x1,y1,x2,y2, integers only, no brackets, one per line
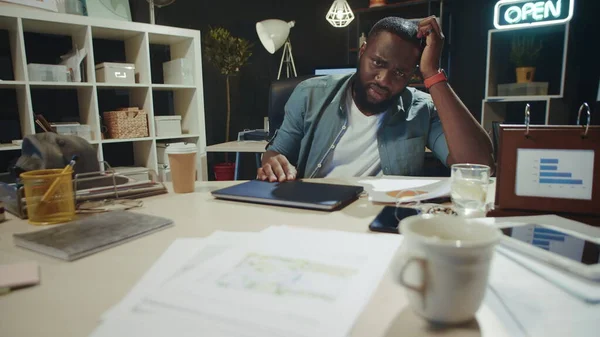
134,0,348,143
137,0,599,178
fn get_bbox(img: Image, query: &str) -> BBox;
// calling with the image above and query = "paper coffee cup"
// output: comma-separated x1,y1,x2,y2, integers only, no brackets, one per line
166,143,197,193
394,215,502,324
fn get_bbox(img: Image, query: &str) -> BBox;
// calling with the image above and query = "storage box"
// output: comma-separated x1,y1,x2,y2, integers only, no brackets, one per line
51,123,92,141
163,58,193,85
95,62,135,84
154,115,182,137
103,108,149,139
497,82,548,96
28,63,69,82
157,141,186,164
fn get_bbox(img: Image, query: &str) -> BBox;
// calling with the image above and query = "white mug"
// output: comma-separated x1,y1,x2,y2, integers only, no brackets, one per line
394,215,502,324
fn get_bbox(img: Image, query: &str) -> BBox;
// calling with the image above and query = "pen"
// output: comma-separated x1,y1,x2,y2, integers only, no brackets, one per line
40,155,78,204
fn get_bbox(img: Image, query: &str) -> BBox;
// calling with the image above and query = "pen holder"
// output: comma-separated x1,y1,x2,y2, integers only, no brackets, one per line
20,169,76,225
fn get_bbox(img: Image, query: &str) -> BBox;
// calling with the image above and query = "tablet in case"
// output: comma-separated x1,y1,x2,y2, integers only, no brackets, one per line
211,180,364,211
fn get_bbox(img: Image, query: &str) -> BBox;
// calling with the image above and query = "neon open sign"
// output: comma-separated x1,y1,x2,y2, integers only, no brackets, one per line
494,0,574,29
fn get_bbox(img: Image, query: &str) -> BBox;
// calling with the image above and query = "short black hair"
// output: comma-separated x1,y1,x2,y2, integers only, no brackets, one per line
367,17,420,48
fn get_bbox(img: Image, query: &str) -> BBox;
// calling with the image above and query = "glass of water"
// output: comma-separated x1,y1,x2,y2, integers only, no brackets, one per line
450,164,491,217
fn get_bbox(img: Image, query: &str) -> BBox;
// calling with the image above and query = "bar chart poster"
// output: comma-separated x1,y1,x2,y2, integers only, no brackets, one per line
515,149,594,200
510,225,585,262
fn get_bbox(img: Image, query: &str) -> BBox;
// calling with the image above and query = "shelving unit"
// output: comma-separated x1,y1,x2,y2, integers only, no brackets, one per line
480,23,570,132
0,7,207,181
345,0,450,87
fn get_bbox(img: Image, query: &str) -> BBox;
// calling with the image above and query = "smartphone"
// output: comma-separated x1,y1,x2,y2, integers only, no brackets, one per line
500,224,600,281
368,206,421,234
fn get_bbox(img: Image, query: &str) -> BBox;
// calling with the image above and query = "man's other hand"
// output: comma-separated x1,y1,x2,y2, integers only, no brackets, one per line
257,153,297,182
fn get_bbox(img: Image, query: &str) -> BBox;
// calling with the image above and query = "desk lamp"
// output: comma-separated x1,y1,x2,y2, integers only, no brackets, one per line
256,19,297,80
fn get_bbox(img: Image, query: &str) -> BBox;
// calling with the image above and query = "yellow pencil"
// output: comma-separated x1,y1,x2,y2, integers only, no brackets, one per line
40,155,78,204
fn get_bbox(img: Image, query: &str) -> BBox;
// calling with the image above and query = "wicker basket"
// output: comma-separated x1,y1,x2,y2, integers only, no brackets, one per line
103,108,149,139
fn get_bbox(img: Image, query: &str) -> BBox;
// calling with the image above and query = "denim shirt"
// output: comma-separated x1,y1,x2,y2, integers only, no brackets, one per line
267,73,450,178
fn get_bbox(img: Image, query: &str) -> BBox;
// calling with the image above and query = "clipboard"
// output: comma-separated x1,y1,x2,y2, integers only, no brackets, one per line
494,103,599,216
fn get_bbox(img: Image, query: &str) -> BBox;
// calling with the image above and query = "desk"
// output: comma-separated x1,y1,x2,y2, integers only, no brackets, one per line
206,141,268,180
0,178,590,337
205,140,268,153
205,141,435,180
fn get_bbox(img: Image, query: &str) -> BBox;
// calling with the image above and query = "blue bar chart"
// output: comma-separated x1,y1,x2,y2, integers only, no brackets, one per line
516,149,594,200
511,225,585,262
530,227,567,250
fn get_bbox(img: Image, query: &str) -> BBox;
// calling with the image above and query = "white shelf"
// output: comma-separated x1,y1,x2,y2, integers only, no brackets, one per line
484,95,561,102
0,144,21,151
102,137,153,144
0,8,208,181
96,83,150,89
0,80,26,88
29,81,94,88
481,22,570,131
152,84,196,90
155,134,200,140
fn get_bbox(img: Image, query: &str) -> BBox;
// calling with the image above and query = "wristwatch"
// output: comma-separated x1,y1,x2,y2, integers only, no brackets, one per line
423,69,448,89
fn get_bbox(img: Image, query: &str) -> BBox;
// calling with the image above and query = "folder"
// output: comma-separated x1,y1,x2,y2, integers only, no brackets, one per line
491,103,599,222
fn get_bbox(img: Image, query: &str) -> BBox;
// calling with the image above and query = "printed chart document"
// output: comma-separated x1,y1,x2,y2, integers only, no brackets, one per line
101,231,258,321
91,226,402,337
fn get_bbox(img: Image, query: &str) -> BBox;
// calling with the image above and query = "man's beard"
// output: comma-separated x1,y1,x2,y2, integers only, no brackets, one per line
352,67,403,114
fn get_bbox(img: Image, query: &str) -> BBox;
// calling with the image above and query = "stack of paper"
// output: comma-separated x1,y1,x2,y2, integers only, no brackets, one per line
91,226,402,337
358,178,450,204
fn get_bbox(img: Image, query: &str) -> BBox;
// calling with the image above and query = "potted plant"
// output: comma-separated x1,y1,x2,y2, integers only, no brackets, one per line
509,34,543,83
203,26,252,180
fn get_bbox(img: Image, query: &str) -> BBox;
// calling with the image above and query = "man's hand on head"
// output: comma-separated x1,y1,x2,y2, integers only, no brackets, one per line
417,16,445,79
257,152,297,182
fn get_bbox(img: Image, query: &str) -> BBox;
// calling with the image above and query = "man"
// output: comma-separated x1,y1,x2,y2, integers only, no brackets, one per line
258,16,494,182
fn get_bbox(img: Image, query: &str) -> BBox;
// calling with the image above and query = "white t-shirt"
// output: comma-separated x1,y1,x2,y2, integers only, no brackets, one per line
321,88,386,178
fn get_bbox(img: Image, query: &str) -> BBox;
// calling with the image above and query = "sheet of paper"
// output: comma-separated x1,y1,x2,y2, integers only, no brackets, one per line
94,225,600,337
141,227,402,337
358,178,441,192
488,250,600,337
95,231,288,337
92,308,275,337
358,178,449,204
101,231,258,322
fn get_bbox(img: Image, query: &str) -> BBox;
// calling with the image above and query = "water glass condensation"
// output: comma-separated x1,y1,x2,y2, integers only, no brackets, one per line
450,164,490,217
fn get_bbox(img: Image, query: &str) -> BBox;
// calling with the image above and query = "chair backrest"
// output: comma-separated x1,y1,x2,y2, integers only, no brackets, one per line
268,75,321,138
491,121,501,163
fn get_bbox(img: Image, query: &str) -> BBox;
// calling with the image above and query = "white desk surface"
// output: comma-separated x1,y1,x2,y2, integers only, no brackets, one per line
0,177,509,337
205,140,268,153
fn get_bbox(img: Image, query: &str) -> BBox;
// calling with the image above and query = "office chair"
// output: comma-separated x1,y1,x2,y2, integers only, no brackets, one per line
491,121,501,163
267,74,321,138
233,75,321,180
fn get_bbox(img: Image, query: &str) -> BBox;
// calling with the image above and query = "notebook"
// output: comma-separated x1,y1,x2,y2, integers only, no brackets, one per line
13,211,174,261
211,180,364,211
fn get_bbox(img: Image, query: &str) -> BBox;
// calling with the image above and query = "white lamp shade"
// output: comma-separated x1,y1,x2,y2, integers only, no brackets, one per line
326,0,355,28
256,19,295,54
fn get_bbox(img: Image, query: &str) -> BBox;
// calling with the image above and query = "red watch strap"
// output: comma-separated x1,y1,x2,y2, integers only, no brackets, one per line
423,70,447,89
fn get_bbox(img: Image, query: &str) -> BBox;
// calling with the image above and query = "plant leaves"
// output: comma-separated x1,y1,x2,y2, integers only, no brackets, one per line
202,26,253,76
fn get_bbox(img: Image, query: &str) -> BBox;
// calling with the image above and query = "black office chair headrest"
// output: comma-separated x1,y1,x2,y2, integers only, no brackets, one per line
267,75,321,138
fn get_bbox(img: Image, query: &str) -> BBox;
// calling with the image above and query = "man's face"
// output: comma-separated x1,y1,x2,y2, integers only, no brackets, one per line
354,31,420,113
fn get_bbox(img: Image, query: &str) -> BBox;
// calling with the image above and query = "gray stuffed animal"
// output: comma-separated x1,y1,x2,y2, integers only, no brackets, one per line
14,133,100,175
13,133,130,189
